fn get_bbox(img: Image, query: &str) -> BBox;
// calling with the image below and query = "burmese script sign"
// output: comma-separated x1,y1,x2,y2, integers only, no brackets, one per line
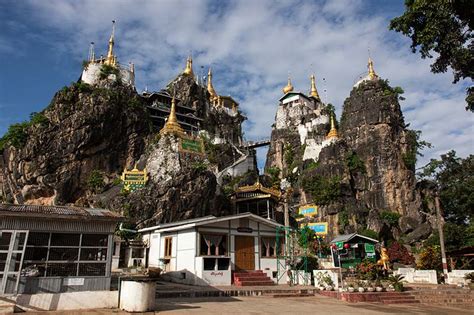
308,222,328,235
298,205,318,217
179,137,205,155
121,165,149,192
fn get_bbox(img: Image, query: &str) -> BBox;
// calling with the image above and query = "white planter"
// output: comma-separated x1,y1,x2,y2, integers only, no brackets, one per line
375,287,383,292
325,286,333,291
348,287,355,293
367,287,374,292
358,287,365,292
318,286,325,291
120,280,156,312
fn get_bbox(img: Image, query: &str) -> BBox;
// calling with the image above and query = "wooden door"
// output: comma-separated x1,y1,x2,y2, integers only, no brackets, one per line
234,236,255,270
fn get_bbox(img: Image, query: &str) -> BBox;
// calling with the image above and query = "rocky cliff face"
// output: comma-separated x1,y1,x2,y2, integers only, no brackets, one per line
265,80,436,244
1,81,150,205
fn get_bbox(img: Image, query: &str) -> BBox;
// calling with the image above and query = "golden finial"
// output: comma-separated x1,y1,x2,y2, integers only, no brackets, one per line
282,75,294,94
160,96,185,137
207,67,218,101
183,55,194,76
105,20,116,66
310,74,320,99
326,114,339,139
368,57,378,80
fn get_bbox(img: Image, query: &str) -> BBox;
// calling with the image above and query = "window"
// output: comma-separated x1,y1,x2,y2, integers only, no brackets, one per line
261,237,278,257
200,234,227,256
164,237,172,258
21,232,109,278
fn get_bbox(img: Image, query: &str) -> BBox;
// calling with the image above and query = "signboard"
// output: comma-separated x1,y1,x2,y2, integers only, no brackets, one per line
336,241,343,250
63,278,84,286
179,137,205,155
121,164,149,192
298,204,318,217
237,227,253,233
308,222,328,235
364,243,375,253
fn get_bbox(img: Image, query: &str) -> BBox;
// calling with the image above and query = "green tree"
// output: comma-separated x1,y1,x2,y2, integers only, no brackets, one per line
420,151,474,224
390,0,474,111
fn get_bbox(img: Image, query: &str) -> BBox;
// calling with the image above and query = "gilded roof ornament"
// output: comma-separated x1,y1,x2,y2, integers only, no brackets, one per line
207,67,218,101
368,57,378,80
326,114,339,139
183,55,194,76
235,181,282,199
105,20,117,66
282,75,294,94
160,97,185,137
310,74,320,99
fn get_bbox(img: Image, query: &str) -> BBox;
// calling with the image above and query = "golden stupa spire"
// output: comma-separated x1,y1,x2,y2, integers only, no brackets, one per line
183,55,194,76
105,20,116,66
310,74,320,99
160,96,185,137
282,75,294,94
207,67,218,101
326,114,339,139
368,57,378,80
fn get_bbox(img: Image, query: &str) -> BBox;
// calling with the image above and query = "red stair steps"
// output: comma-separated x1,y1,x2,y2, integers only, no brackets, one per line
233,270,275,286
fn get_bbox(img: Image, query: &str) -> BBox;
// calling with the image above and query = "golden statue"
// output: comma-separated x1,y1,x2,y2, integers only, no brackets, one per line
183,55,194,76
377,247,390,270
159,97,185,137
368,57,378,81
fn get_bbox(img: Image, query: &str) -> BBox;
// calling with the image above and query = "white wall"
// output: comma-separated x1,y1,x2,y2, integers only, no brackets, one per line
176,229,197,272
148,232,161,268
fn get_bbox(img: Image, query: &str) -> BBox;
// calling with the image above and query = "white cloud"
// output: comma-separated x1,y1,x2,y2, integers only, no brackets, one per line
19,0,474,168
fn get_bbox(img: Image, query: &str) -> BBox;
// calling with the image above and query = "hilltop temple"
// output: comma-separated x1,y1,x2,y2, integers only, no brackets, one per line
81,21,135,87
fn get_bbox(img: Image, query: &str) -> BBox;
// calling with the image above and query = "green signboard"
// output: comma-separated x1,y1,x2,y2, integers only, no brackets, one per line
364,243,375,253
180,138,204,154
336,241,343,250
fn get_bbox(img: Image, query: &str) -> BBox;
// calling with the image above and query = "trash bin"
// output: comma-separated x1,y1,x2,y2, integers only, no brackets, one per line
119,278,156,312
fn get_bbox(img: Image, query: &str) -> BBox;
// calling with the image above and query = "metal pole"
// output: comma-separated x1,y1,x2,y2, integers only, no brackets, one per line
435,194,449,281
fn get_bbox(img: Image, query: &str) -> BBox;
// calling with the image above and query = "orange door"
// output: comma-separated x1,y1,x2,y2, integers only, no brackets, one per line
235,236,255,270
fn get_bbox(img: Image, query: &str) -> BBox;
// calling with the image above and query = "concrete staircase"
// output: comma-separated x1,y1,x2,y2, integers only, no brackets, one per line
233,271,275,286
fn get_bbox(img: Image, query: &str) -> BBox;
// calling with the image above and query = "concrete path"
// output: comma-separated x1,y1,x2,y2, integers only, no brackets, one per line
23,295,472,314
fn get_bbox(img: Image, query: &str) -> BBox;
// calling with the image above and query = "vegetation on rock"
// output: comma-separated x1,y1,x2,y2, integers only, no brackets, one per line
302,175,341,205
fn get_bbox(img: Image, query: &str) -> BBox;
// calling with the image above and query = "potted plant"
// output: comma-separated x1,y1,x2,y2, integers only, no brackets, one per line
347,281,355,292
366,282,375,292
314,271,326,290
388,275,405,292
323,273,334,291
356,280,365,292
464,272,474,289
375,279,383,292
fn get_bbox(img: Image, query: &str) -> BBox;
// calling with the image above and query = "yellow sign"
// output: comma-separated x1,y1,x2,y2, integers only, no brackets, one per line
298,204,318,217
121,164,148,192
308,222,328,235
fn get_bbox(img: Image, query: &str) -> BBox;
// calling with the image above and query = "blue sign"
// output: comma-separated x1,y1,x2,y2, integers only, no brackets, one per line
299,205,318,217
308,222,328,235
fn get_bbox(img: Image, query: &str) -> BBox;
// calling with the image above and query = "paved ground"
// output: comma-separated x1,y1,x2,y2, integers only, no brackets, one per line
22,295,473,314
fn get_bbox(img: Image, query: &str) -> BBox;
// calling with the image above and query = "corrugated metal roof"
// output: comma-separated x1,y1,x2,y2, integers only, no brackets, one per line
0,203,122,221
330,233,379,244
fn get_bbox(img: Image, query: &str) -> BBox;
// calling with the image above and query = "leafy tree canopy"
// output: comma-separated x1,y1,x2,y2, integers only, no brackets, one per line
420,151,474,224
390,0,474,111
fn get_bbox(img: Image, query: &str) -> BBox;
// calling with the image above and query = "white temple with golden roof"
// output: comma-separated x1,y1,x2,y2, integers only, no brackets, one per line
81,21,135,87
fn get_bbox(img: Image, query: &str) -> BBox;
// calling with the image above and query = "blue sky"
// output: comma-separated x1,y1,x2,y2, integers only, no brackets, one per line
0,0,472,170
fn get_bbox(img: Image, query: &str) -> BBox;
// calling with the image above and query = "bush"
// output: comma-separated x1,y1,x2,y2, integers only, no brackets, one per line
358,229,379,240
380,211,401,226
192,161,208,172
346,151,366,173
387,241,415,265
417,246,442,271
266,167,281,189
388,274,405,292
29,112,49,126
356,259,380,280
302,175,341,205
99,64,119,80
87,170,105,193
0,122,29,151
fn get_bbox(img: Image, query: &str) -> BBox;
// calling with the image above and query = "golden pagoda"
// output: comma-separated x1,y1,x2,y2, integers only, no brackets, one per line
160,97,185,137
326,114,339,139
282,76,294,94
207,68,218,102
368,57,378,80
104,20,117,66
309,74,320,99
183,56,194,76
